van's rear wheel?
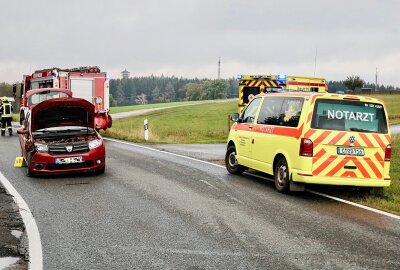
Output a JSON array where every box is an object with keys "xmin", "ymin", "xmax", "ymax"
[
  {"xmin": 274, "ymin": 157, "xmax": 290, "ymax": 193},
  {"xmin": 225, "ymin": 145, "xmax": 245, "ymax": 175}
]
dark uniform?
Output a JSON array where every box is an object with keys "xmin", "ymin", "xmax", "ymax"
[{"xmin": 0, "ymin": 97, "xmax": 13, "ymax": 136}]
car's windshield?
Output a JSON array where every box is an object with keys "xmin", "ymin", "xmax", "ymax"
[
  {"xmin": 311, "ymin": 99, "xmax": 388, "ymax": 134},
  {"xmin": 28, "ymin": 91, "xmax": 70, "ymax": 106}
]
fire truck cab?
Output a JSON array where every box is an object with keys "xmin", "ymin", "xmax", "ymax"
[
  {"xmin": 16, "ymin": 66, "xmax": 112, "ymax": 130},
  {"xmin": 238, "ymin": 74, "xmax": 328, "ymax": 113}
]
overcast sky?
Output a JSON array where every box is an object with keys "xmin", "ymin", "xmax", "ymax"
[{"xmin": 1, "ymin": 0, "xmax": 399, "ymax": 85}]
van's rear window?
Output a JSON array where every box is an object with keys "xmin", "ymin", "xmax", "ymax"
[{"xmin": 311, "ymin": 99, "xmax": 388, "ymax": 134}]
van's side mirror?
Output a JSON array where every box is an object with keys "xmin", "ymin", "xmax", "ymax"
[
  {"xmin": 230, "ymin": 113, "xmax": 240, "ymax": 122},
  {"xmin": 17, "ymin": 128, "xmax": 27, "ymax": 135}
]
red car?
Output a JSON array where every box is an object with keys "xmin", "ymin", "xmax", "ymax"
[{"xmin": 17, "ymin": 97, "xmax": 106, "ymax": 176}]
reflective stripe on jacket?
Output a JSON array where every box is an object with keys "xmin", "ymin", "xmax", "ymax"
[{"xmin": 1, "ymin": 103, "xmax": 12, "ymax": 117}]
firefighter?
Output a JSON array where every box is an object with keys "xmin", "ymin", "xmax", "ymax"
[{"xmin": 0, "ymin": 96, "xmax": 13, "ymax": 136}]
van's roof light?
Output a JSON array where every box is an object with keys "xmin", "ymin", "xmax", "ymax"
[{"xmin": 277, "ymin": 74, "xmax": 287, "ymax": 81}]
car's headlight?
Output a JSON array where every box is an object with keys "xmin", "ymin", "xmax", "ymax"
[
  {"xmin": 34, "ymin": 143, "xmax": 48, "ymax": 152},
  {"xmin": 88, "ymin": 139, "xmax": 102, "ymax": 150}
]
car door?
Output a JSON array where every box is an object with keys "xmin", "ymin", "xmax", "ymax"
[{"xmin": 234, "ymin": 97, "xmax": 262, "ymax": 159}]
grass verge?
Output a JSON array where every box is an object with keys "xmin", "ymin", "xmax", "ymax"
[
  {"xmin": 110, "ymin": 100, "xmax": 221, "ymax": 114},
  {"xmin": 348, "ymin": 135, "xmax": 400, "ymax": 214},
  {"xmin": 103, "ymin": 101, "xmax": 237, "ymax": 144}
]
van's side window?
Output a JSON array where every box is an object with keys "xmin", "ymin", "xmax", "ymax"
[
  {"xmin": 241, "ymin": 98, "xmax": 261, "ymax": 124},
  {"xmin": 280, "ymin": 97, "xmax": 304, "ymax": 127},
  {"xmin": 257, "ymin": 97, "xmax": 284, "ymax": 125}
]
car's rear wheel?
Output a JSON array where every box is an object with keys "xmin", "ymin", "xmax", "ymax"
[
  {"xmin": 225, "ymin": 145, "xmax": 245, "ymax": 175},
  {"xmin": 274, "ymin": 157, "xmax": 290, "ymax": 193}
]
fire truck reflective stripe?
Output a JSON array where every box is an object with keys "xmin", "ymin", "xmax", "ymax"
[
  {"xmin": 364, "ymin": 157, "xmax": 383, "ymax": 179},
  {"xmin": 270, "ymin": 81, "xmax": 277, "ymax": 87},
  {"xmin": 304, "ymin": 129, "xmax": 316, "ymax": 139},
  {"xmin": 312, "ymin": 155, "xmax": 337, "ymax": 175},
  {"xmin": 341, "ymin": 171, "xmax": 357, "ymax": 178},
  {"xmin": 329, "ymin": 131, "xmax": 346, "ymax": 145},
  {"xmin": 359, "ymin": 133, "xmax": 374, "ymax": 147},
  {"xmin": 385, "ymin": 134, "xmax": 391, "ymax": 143}
]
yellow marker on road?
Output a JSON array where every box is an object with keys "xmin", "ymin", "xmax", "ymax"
[{"xmin": 14, "ymin": 157, "xmax": 25, "ymax": 168}]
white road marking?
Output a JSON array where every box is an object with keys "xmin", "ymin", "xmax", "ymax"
[
  {"xmin": 306, "ymin": 189, "xmax": 400, "ymax": 220},
  {"xmin": 199, "ymin": 180, "xmax": 219, "ymax": 191},
  {"xmin": 0, "ymin": 172, "xmax": 43, "ymax": 270},
  {"xmin": 105, "ymin": 137, "xmax": 400, "ymax": 220}
]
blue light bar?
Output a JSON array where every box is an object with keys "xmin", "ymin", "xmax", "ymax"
[{"xmin": 277, "ymin": 74, "xmax": 287, "ymax": 81}]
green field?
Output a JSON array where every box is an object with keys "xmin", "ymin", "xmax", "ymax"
[
  {"xmin": 368, "ymin": 94, "xmax": 400, "ymax": 124},
  {"xmin": 103, "ymin": 101, "xmax": 237, "ymax": 144},
  {"xmin": 110, "ymin": 100, "xmax": 219, "ymax": 114}
]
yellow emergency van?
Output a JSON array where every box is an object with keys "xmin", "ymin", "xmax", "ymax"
[
  {"xmin": 226, "ymin": 92, "xmax": 391, "ymax": 193},
  {"xmin": 238, "ymin": 75, "xmax": 328, "ymax": 113}
]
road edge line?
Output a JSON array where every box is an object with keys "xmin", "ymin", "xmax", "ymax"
[
  {"xmin": 306, "ymin": 189, "xmax": 400, "ymax": 220},
  {"xmin": 104, "ymin": 138, "xmax": 400, "ymax": 220},
  {"xmin": 0, "ymin": 172, "xmax": 43, "ymax": 269}
]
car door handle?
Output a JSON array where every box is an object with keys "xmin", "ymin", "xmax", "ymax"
[{"xmin": 249, "ymin": 125, "xmax": 253, "ymax": 129}]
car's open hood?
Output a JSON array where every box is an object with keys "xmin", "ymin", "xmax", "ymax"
[{"xmin": 30, "ymin": 98, "xmax": 95, "ymax": 132}]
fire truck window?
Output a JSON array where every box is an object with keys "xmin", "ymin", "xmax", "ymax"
[
  {"xmin": 257, "ymin": 97, "xmax": 284, "ymax": 126},
  {"xmin": 241, "ymin": 98, "xmax": 261, "ymax": 124},
  {"xmin": 280, "ymin": 97, "xmax": 304, "ymax": 127},
  {"xmin": 243, "ymin": 87, "xmax": 260, "ymax": 104}
]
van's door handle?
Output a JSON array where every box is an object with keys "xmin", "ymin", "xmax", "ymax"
[{"xmin": 249, "ymin": 125, "xmax": 253, "ymax": 129}]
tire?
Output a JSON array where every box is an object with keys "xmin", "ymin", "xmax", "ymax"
[
  {"xmin": 225, "ymin": 145, "xmax": 245, "ymax": 175},
  {"xmin": 274, "ymin": 157, "xmax": 290, "ymax": 193}
]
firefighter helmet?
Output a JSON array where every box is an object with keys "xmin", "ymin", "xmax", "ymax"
[{"xmin": 2, "ymin": 96, "xmax": 8, "ymax": 102}]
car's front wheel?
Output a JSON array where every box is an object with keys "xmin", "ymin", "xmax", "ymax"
[{"xmin": 225, "ymin": 145, "xmax": 245, "ymax": 175}]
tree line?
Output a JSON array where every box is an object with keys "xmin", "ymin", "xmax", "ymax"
[
  {"xmin": 109, "ymin": 76, "xmax": 238, "ymax": 106},
  {"xmin": 0, "ymin": 75, "xmax": 399, "ymax": 107}
]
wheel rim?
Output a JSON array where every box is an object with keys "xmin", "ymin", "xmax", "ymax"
[
  {"xmin": 277, "ymin": 164, "xmax": 287, "ymax": 187},
  {"xmin": 228, "ymin": 151, "xmax": 238, "ymax": 168}
]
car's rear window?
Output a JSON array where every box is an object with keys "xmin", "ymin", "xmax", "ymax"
[{"xmin": 311, "ymin": 99, "xmax": 388, "ymax": 134}]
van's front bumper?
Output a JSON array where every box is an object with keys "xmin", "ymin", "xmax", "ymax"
[{"xmin": 292, "ymin": 169, "xmax": 391, "ymax": 187}]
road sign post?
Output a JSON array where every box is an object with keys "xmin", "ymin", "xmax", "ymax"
[{"xmin": 144, "ymin": 119, "xmax": 149, "ymax": 142}]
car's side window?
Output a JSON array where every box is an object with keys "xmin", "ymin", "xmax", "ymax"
[
  {"xmin": 241, "ymin": 98, "xmax": 261, "ymax": 124},
  {"xmin": 280, "ymin": 97, "xmax": 304, "ymax": 127},
  {"xmin": 257, "ymin": 97, "xmax": 284, "ymax": 125}
]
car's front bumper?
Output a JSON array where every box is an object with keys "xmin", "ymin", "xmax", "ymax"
[{"xmin": 29, "ymin": 146, "xmax": 105, "ymax": 175}]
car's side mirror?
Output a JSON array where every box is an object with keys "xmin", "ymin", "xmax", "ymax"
[
  {"xmin": 230, "ymin": 113, "xmax": 240, "ymax": 122},
  {"xmin": 17, "ymin": 128, "xmax": 27, "ymax": 135}
]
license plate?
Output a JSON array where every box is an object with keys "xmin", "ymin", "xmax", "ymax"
[
  {"xmin": 337, "ymin": 147, "xmax": 365, "ymax": 156},
  {"xmin": 55, "ymin": 156, "xmax": 83, "ymax": 164}
]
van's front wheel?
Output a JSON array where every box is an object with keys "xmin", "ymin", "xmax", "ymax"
[
  {"xmin": 274, "ymin": 157, "xmax": 290, "ymax": 193},
  {"xmin": 225, "ymin": 145, "xmax": 245, "ymax": 175}
]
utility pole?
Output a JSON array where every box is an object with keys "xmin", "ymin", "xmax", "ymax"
[
  {"xmin": 313, "ymin": 47, "xmax": 318, "ymax": 76},
  {"xmin": 218, "ymin": 57, "xmax": 221, "ymax": 79},
  {"xmin": 375, "ymin": 67, "xmax": 378, "ymax": 92}
]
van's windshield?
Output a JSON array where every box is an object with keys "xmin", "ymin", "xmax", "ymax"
[{"xmin": 311, "ymin": 99, "xmax": 388, "ymax": 134}]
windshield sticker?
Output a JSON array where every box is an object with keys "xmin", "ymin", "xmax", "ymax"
[{"xmin": 327, "ymin": 110, "xmax": 374, "ymax": 122}]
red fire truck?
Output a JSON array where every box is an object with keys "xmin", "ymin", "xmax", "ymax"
[{"xmin": 16, "ymin": 66, "xmax": 112, "ymax": 130}]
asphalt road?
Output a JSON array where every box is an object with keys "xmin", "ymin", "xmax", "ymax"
[{"xmin": 0, "ymin": 136, "xmax": 399, "ymax": 269}]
